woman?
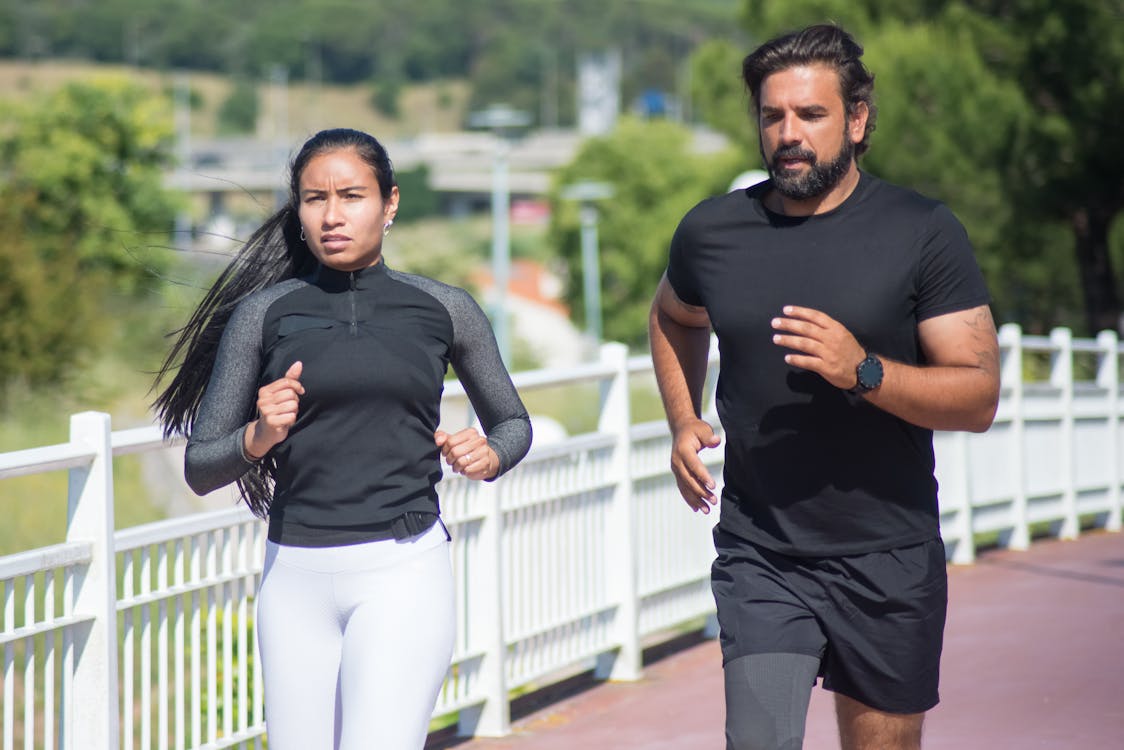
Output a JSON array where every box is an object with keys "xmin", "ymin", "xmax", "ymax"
[{"xmin": 154, "ymin": 128, "xmax": 532, "ymax": 749}]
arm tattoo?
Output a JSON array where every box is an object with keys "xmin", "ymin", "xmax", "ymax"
[{"xmin": 964, "ymin": 308, "xmax": 999, "ymax": 375}]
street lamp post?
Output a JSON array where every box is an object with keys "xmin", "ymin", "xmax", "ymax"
[
  {"xmin": 561, "ymin": 181, "xmax": 614, "ymax": 345},
  {"xmin": 468, "ymin": 104, "xmax": 532, "ymax": 367},
  {"xmin": 488, "ymin": 138, "xmax": 512, "ymax": 363}
]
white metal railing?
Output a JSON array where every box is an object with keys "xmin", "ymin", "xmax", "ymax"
[
  {"xmin": 1, "ymin": 325, "xmax": 1121, "ymax": 749},
  {"xmin": 934, "ymin": 325, "xmax": 1123, "ymax": 563}
]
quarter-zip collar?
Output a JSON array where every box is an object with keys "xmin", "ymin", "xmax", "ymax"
[{"xmin": 308, "ymin": 259, "xmax": 388, "ymax": 293}]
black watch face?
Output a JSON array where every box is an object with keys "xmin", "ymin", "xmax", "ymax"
[{"xmin": 858, "ymin": 355, "xmax": 883, "ymax": 390}]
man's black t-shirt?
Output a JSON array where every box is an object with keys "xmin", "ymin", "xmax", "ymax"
[{"xmin": 666, "ymin": 172, "xmax": 990, "ymax": 556}]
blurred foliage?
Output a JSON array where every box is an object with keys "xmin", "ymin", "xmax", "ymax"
[
  {"xmin": 217, "ymin": 77, "xmax": 259, "ymax": 134},
  {"xmin": 386, "ymin": 215, "xmax": 489, "ymax": 292},
  {"xmin": 393, "ymin": 164, "xmax": 441, "ymax": 223},
  {"xmin": 0, "ymin": 77, "xmax": 178, "ymax": 391},
  {"xmin": 689, "ymin": 39, "xmax": 756, "ymax": 152},
  {"xmin": 549, "ymin": 117, "xmax": 744, "ymax": 347},
  {"xmin": 0, "ymin": 0, "xmax": 744, "ymax": 129},
  {"xmin": 955, "ymin": 0, "xmax": 1124, "ymax": 334},
  {"xmin": 370, "ymin": 77, "xmax": 402, "ymax": 118}
]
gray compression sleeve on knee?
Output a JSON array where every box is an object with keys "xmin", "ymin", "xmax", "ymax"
[{"xmin": 724, "ymin": 653, "xmax": 820, "ymax": 750}]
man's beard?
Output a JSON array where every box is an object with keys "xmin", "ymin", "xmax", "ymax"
[{"xmin": 763, "ymin": 132, "xmax": 855, "ymax": 201}]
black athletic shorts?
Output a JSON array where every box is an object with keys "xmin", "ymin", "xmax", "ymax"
[{"xmin": 710, "ymin": 527, "xmax": 948, "ymax": 714}]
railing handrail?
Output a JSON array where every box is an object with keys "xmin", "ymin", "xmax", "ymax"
[
  {"xmin": 111, "ymin": 424, "xmax": 183, "ymax": 455},
  {"xmin": 0, "ymin": 540, "xmax": 91, "ymax": 579},
  {"xmin": 113, "ymin": 505, "xmax": 255, "ymax": 552},
  {"xmin": 0, "ymin": 441, "xmax": 97, "ymax": 479}
]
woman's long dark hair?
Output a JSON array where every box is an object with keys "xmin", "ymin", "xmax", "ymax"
[{"xmin": 153, "ymin": 128, "xmax": 396, "ymax": 517}]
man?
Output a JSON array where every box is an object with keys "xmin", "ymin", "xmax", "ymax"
[{"xmin": 649, "ymin": 24, "xmax": 1000, "ymax": 750}]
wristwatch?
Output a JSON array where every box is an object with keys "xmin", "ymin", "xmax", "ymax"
[{"xmin": 849, "ymin": 352, "xmax": 884, "ymax": 394}]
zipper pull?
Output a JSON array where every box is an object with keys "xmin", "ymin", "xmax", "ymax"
[{"xmin": 349, "ymin": 271, "xmax": 358, "ymax": 334}]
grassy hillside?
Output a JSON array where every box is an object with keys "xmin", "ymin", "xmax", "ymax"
[
  {"xmin": 0, "ymin": 281, "xmax": 196, "ymax": 556},
  {"xmin": 0, "ymin": 392, "xmax": 163, "ymax": 557},
  {"xmin": 0, "ymin": 59, "xmax": 471, "ymax": 139}
]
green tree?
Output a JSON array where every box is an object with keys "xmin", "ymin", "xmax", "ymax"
[
  {"xmin": 953, "ymin": 0, "xmax": 1124, "ymax": 334},
  {"xmin": 689, "ymin": 39, "xmax": 756, "ymax": 150},
  {"xmin": 0, "ymin": 196, "xmax": 94, "ymax": 388},
  {"xmin": 0, "ymin": 77, "xmax": 178, "ymax": 389},
  {"xmin": 217, "ymin": 77, "xmax": 260, "ymax": 134},
  {"xmin": 370, "ymin": 77, "xmax": 403, "ymax": 118},
  {"xmin": 550, "ymin": 117, "xmax": 743, "ymax": 346},
  {"xmin": 392, "ymin": 165, "xmax": 439, "ymax": 223}
]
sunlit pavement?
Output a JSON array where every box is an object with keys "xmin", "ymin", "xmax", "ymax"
[{"xmin": 433, "ymin": 531, "xmax": 1124, "ymax": 749}]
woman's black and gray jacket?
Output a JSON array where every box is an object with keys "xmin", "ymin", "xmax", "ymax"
[{"xmin": 184, "ymin": 261, "xmax": 532, "ymax": 547}]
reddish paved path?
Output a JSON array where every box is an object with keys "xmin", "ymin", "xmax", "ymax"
[{"xmin": 432, "ymin": 531, "xmax": 1124, "ymax": 749}]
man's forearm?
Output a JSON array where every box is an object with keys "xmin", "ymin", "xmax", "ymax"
[
  {"xmin": 865, "ymin": 360, "xmax": 999, "ymax": 433},
  {"xmin": 649, "ymin": 304, "xmax": 711, "ymax": 431}
]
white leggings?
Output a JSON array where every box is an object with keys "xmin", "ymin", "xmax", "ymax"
[{"xmin": 256, "ymin": 523, "xmax": 455, "ymax": 750}]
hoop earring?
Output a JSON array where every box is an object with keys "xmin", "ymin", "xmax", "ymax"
[
  {"xmin": 383, "ymin": 219, "xmax": 394, "ymax": 237},
  {"xmin": 300, "ymin": 226, "xmax": 306, "ymax": 242}
]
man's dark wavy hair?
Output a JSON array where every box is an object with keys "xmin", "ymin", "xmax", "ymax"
[{"xmin": 741, "ymin": 24, "xmax": 877, "ymax": 156}]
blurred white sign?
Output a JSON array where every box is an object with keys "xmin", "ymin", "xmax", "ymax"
[{"xmin": 578, "ymin": 50, "xmax": 622, "ymax": 136}]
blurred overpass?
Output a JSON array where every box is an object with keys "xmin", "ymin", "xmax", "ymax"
[{"xmin": 165, "ymin": 127, "xmax": 731, "ymax": 213}]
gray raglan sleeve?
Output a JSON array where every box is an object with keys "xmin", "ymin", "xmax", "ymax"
[
  {"xmin": 183, "ymin": 292, "xmax": 276, "ymax": 495},
  {"xmin": 445, "ymin": 288, "xmax": 532, "ymax": 477}
]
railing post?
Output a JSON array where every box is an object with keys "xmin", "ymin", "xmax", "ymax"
[
  {"xmin": 458, "ymin": 478, "xmax": 510, "ymax": 737},
  {"xmin": 1096, "ymin": 330, "xmax": 1122, "ymax": 532},
  {"xmin": 1049, "ymin": 328, "xmax": 1079, "ymax": 540},
  {"xmin": 65, "ymin": 411, "xmax": 120, "ymax": 750},
  {"xmin": 1000, "ymin": 323, "xmax": 1030, "ymax": 550},
  {"xmin": 595, "ymin": 342, "xmax": 641, "ymax": 682},
  {"xmin": 947, "ymin": 431, "xmax": 977, "ymax": 565},
  {"xmin": 702, "ymin": 333, "xmax": 722, "ymax": 638},
  {"xmin": 702, "ymin": 333, "xmax": 721, "ymax": 419}
]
